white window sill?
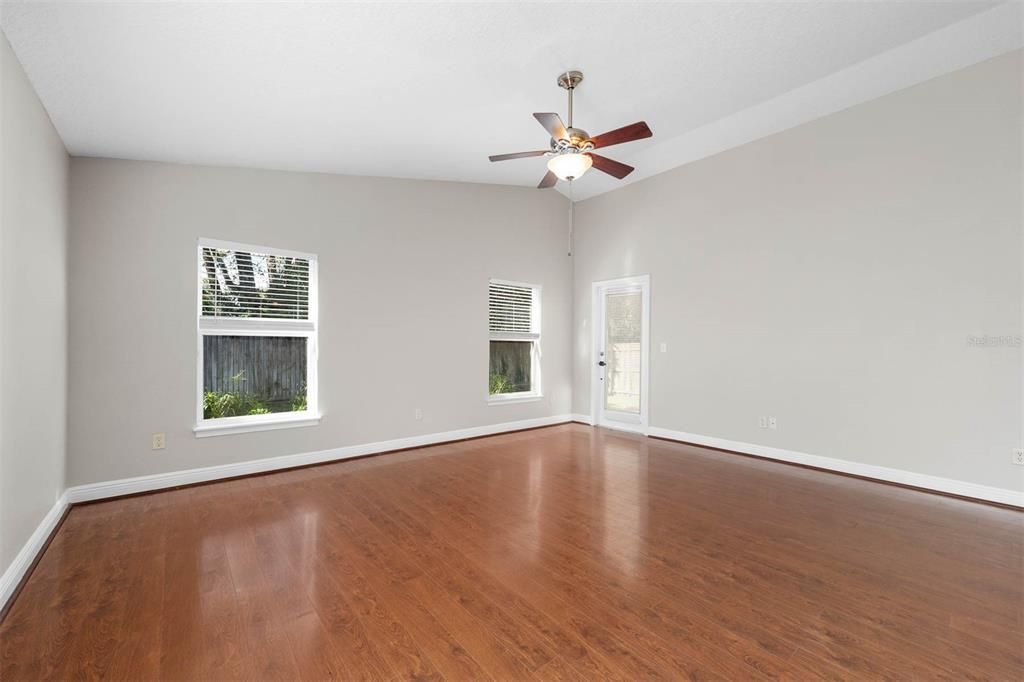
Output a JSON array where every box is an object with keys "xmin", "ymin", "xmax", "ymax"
[
  {"xmin": 194, "ymin": 412, "xmax": 321, "ymax": 438},
  {"xmin": 487, "ymin": 393, "xmax": 543, "ymax": 405}
]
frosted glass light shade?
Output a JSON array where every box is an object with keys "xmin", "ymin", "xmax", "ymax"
[{"xmin": 547, "ymin": 152, "xmax": 592, "ymax": 180}]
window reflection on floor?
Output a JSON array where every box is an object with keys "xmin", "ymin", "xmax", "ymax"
[{"xmin": 602, "ymin": 436, "xmax": 647, "ymax": 579}]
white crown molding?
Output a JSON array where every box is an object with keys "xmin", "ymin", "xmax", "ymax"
[
  {"xmin": 566, "ymin": 2, "xmax": 1024, "ymax": 201},
  {"xmin": 648, "ymin": 426, "xmax": 1024, "ymax": 508},
  {"xmin": 0, "ymin": 493, "xmax": 68, "ymax": 615},
  {"xmin": 64, "ymin": 414, "xmax": 573, "ymax": 504}
]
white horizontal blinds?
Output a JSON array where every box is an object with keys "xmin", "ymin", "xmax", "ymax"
[
  {"xmin": 489, "ymin": 281, "xmax": 537, "ymax": 337},
  {"xmin": 201, "ymin": 246, "xmax": 310, "ymax": 320}
]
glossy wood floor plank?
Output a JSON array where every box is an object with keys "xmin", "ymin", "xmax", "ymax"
[
  {"xmin": 1, "ymin": 424, "xmax": 1021, "ymax": 680},
  {"xmin": 340, "ymin": 458, "xmax": 746, "ymax": 680}
]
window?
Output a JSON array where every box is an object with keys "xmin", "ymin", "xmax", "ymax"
[
  {"xmin": 195, "ymin": 239, "xmax": 318, "ymax": 436},
  {"xmin": 488, "ymin": 279, "xmax": 541, "ymax": 402}
]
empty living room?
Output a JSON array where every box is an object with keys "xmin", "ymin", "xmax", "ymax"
[{"xmin": 1, "ymin": 1, "xmax": 1021, "ymax": 680}]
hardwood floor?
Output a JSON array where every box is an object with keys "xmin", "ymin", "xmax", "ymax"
[{"xmin": 2, "ymin": 423, "xmax": 1021, "ymax": 680}]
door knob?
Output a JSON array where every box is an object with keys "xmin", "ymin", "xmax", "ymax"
[{"xmin": 598, "ymin": 361, "xmax": 607, "ymax": 366}]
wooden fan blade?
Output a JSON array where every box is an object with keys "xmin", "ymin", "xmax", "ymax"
[
  {"xmin": 588, "ymin": 121, "xmax": 652, "ymax": 149},
  {"xmin": 533, "ymin": 112, "xmax": 569, "ymax": 141},
  {"xmin": 587, "ymin": 153, "xmax": 634, "ymax": 179},
  {"xmin": 537, "ymin": 170, "xmax": 558, "ymax": 189},
  {"xmin": 489, "ymin": 150, "xmax": 548, "ymax": 162}
]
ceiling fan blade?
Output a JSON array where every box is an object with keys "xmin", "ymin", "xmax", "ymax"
[
  {"xmin": 537, "ymin": 170, "xmax": 558, "ymax": 189},
  {"xmin": 587, "ymin": 153, "xmax": 634, "ymax": 179},
  {"xmin": 533, "ymin": 112, "xmax": 569, "ymax": 141},
  {"xmin": 588, "ymin": 121, "xmax": 652, "ymax": 149},
  {"xmin": 489, "ymin": 150, "xmax": 548, "ymax": 162}
]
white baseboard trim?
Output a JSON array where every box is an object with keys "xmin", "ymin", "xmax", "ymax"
[
  {"xmin": 570, "ymin": 414, "xmax": 647, "ymax": 435},
  {"xmin": 65, "ymin": 414, "xmax": 573, "ymax": 504},
  {"xmin": 1, "ymin": 493, "xmax": 68, "ymax": 614},
  {"xmin": 648, "ymin": 426, "xmax": 1024, "ymax": 508},
  {"xmin": 601, "ymin": 422, "xmax": 648, "ymax": 436},
  {"xmin": 9, "ymin": 415, "xmax": 1012, "ymax": 617}
]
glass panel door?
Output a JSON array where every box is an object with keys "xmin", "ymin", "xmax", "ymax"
[
  {"xmin": 604, "ymin": 290, "xmax": 642, "ymax": 415},
  {"xmin": 593, "ymin": 275, "xmax": 649, "ymax": 434}
]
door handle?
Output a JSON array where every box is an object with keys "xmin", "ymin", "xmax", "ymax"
[{"xmin": 598, "ymin": 361, "xmax": 607, "ymax": 367}]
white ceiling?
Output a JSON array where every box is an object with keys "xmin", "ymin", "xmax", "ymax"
[{"xmin": 1, "ymin": 1, "xmax": 1018, "ymax": 200}]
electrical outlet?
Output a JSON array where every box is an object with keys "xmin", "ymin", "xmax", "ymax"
[
  {"xmin": 1013, "ymin": 448, "xmax": 1024, "ymax": 466},
  {"xmin": 660, "ymin": 342, "xmax": 668, "ymax": 353},
  {"xmin": 768, "ymin": 417, "xmax": 777, "ymax": 430},
  {"xmin": 151, "ymin": 432, "xmax": 166, "ymax": 450},
  {"xmin": 414, "ymin": 408, "xmax": 423, "ymax": 421},
  {"xmin": 758, "ymin": 416, "xmax": 768, "ymax": 429}
]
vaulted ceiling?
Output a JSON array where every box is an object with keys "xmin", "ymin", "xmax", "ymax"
[{"xmin": 2, "ymin": 1, "xmax": 1018, "ymax": 199}]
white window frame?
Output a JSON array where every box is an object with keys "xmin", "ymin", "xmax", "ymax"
[
  {"xmin": 194, "ymin": 238, "xmax": 320, "ymax": 437},
  {"xmin": 487, "ymin": 278, "xmax": 542, "ymax": 404}
]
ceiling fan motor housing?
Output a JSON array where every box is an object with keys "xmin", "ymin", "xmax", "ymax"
[{"xmin": 551, "ymin": 127, "xmax": 593, "ymax": 153}]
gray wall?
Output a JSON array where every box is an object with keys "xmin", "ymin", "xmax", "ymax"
[
  {"xmin": 67, "ymin": 159, "xmax": 572, "ymax": 486},
  {"xmin": 0, "ymin": 33, "xmax": 68, "ymax": 573},
  {"xmin": 9, "ymin": 37, "xmax": 1021, "ymax": 535},
  {"xmin": 573, "ymin": 51, "xmax": 1023, "ymax": 493}
]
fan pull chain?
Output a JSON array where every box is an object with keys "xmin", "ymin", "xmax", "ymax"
[{"xmin": 568, "ymin": 179, "xmax": 574, "ymax": 257}]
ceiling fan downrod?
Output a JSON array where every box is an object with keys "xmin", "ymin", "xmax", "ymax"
[{"xmin": 557, "ymin": 70, "xmax": 583, "ymax": 129}]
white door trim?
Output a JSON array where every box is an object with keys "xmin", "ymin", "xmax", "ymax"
[{"xmin": 591, "ymin": 275, "xmax": 651, "ymax": 435}]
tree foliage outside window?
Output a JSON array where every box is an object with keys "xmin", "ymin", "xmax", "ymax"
[
  {"xmin": 488, "ymin": 280, "xmax": 540, "ymax": 398},
  {"xmin": 201, "ymin": 247, "xmax": 309, "ymax": 319},
  {"xmin": 489, "ymin": 341, "xmax": 533, "ymax": 394},
  {"xmin": 197, "ymin": 241, "xmax": 317, "ymax": 426}
]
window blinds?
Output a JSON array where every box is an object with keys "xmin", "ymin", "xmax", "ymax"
[
  {"xmin": 489, "ymin": 282, "xmax": 537, "ymax": 336},
  {"xmin": 200, "ymin": 246, "xmax": 311, "ymax": 320}
]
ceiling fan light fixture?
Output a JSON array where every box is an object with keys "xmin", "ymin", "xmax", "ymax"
[
  {"xmin": 488, "ymin": 70, "xmax": 650, "ymax": 188},
  {"xmin": 547, "ymin": 152, "xmax": 592, "ymax": 181}
]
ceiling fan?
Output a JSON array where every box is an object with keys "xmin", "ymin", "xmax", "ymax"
[{"xmin": 489, "ymin": 70, "xmax": 652, "ymax": 189}]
